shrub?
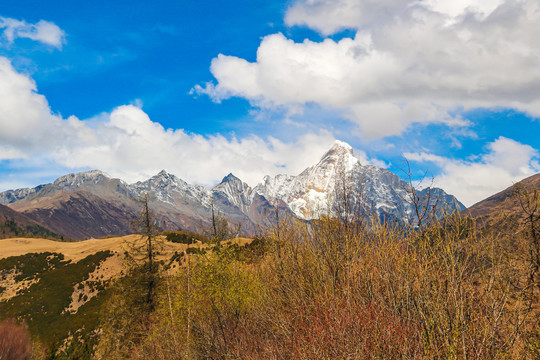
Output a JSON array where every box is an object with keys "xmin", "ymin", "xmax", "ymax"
[
  {"xmin": 0, "ymin": 319, "xmax": 32, "ymax": 360},
  {"xmin": 98, "ymin": 210, "xmax": 540, "ymax": 359},
  {"xmin": 162, "ymin": 230, "xmax": 209, "ymax": 244},
  {"xmin": 186, "ymin": 247, "xmax": 206, "ymax": 255}
]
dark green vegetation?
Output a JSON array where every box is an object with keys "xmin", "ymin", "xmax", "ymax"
[
  {"xmin": 0, "ymin": 252, "xmax": 68, "ymax": 282},
  {"xmin": 162, "ymin": 230, "xmax": 209, "ymax": 244},
  {"xmin": 0, "ymin": 251, "xmax": 113, "ymax": 357},
  {"xmin": 1, "ymin": 218, "xmax": 59, "ymax": 240}
]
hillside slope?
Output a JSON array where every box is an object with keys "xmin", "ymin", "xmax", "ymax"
[
  {"xmin": 465, "ymin": 173, "xmax": 540, "ymax": 229},
  {"xmin": 10, "ymin": 191, "xmax": 138, "ymax": 240},
  {"xmin": 0, "ymin": 204, "xmax": 57, "ymax": 239}
]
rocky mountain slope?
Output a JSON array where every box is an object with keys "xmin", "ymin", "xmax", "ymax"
[
  {"xmin": 0, "ymin": 141, "xmax": 465, "ymax": 239},
  {"xmin": 9, "ymin": 191, "xmax": 137, "ymax": 240}
]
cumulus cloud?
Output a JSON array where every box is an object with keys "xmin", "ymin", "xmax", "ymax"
[
  {"xmin": 405, "ymin": 137, "xmax": 540, "ymax": 206},
  {"xmin": 0, "ymin": 16, "xmax": 66, "ymax": 49},
  {"xmin": 57, "ymin": 105, "xmax": 341, "ymax": 186},
  {"xmin": 0, "ymin": 57, "xmax": 90, "ymax": 150},
  {"xmin": 285, "ymin": 0, "xmax": 412, "ymax": 35},
  {"xmin": 195, "ymin": 0, "xmax": 540, "ymax": 139},
  {"xmin": 0, "ymin": 56, "xmax": 339, "ymax": 188}
]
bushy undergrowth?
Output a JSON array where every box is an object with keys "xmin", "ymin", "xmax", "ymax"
[
  {"xmin": 162, "ymin": 231, "xmax": 209, "ymax": 245},
  {"xmin": 95, "ymin": 207, "xmax": 540, "ymax": 360},
  {"xmin": 0, "ymin": 252, "xmax": 68, "ymax": 281}
]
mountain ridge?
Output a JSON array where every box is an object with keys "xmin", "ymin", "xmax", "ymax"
[{"xmin": 0, "ymin": 140, "xmax": 466, "ymax": 239}]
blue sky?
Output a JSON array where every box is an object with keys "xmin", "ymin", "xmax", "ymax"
[{"xmin": 0, "ymin": 0, "xmax": 539, "ymax": 206}]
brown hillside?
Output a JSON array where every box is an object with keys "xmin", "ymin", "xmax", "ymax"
[
  {"xmin": 9, "ymin": 190, "xmax": 138, "ymax": 240},
  {"xmin": 464, "ymin": 173, "xmax": 540, "ymax": 230},
  {"xmin": 0, "ymin": 204, "xmax": 57, "ymax": 239}
]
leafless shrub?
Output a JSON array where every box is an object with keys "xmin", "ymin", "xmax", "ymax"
[{"xmin": 0, "ymin": 319, "xmax": 32, "ymax": 360}]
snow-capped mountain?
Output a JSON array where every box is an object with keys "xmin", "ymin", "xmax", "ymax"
[
  {"xmin": 252, "ymin": 140, "xmax": 465, "ymax": 223},
  {"xmin": 131, "ymin": 170, "xmax": 212, "ymax": 209},
  {"xmin": 53, "ymin": 170, "xmax": 113, "ymax": 188},
  {"xmin": 0, "ymin": 140, "xmax": 465, "ymax": 238},
  {"xmin": 254, "ymin": 140, "xmax": 362, "ymax": 218},
  {"xmin": 212, "ymin": 173, "xmax": 253, "ymax": 215}
]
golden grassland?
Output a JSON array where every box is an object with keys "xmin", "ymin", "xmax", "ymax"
[
  {"xmin": 0, "ymin": 235, "xmax": 252, "ymax": 261},
  {"xmin": 0, "ymin": 235, "xmax": 178, "ymax": 262},
  {"xmin": 0, "ymin": 235, "xmax": 252, "ymax": 303}
]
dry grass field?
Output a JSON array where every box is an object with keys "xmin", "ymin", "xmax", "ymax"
[{"xmin": 0, "ymin": 235, "xmax": 252, "ymax": 262}]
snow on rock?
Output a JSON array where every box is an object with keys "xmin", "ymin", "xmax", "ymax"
[
  {"xmin": 131, "ymin": 170, "xmax": 212, "ymax": 208},
  {"xmin": 253, "ymin": 140, "xmax": 464, "ymax": 222},
  {"xmin": 53, "ymin": 170, "xmax": 113, "ymax": 188},
  {"xmin": 212, "ymin": 173, "xmax": 253, "ymax": 215}
]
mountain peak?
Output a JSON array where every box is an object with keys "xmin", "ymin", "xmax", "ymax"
[
  {"xmin": 53, "ymin": 170, "xmax": 112, "ymax": 187},
  {"xmin": 221, "ymin": 173, "xmax": 241, "ymax": 184},
  {"xmin": 147, "ymin": 170, "xmax": 184, "ymax": 186},
  {"xmin": 317, "ymin": 140, "xmax": 359, "ymax": 170},
  {"xmin": 333, "ymin": 140, "xmax": 353, "ymax": 150},
  {"xmin": 321, "ymin": 140, "xmax": 354, "ymax": 159},
  {"xmin": 81, "ymin": 169, "xmax": 111, "ymax": 178},
  {"xmin": 155, "ymin": 169, "xmax": 173, "ymax": 178}
]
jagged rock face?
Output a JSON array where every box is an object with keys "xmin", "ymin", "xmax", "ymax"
[
  {"xmin": 130, "ymin": 171, "xmax": 221, "ymax": 232},
  {"xmin": 212, "ymin": 173, "xmax": 253, "ymax": 215},
  {"xmin": 53, "ymin": 170, "xmax": 112, "ymax": 188},
  {"xmin": 0, "ymin": 185, "xmax": 45, "ymax": 205},
  {"xmin": 213, "ymin": 141, "xmax": 464, "ymax": 224},
  {"xmin": 0, "ymin": 140, "xmax": 466, "ymax": 239},
  {"xmin": 254, "ymin": 141, "xmax": 362, "ymax": 218}
]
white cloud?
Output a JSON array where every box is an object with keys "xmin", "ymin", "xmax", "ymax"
[
  {"xmin": 0, "ymin": 57, "xmax": 91, "ymax": 151},
  {"xmin": 405, "ymin": 137, "xmax": 540, "ymax": 206},
  {"xmin": 0, "ymin": 16, "xmax": 65, "ymax": 49},
  {"xmin": 57, "ymin": 105, "xmax": 338, "ymax": 186},
  {"xmin": 285, "ymin": 0, "xmax": 412, "ymax": 35},
  {"xmin": 0, "ymin": 57, "xmax": 63, "ymax": 147},
  {"xmin": 196, "ymin": 0, "xmax": 540, "ymax": 139},
  {"xmin": 354, "ymin": 148, "xmax": 388, "ymax": 168},
  {"xmin": 0, "ymin": 56, "xmax": 337, "ymax": 188},
  {"xmin": 0, "ymin": 146, "xmax": 25, "ymax": 161},
  {"xmin": 423, "ymin": 0, "xmax": 506, "ymax": 19}
]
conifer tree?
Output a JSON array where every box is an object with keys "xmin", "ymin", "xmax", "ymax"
[{"xmin": 95, "ymin": 193, "xmax": 163, "ymax": 359}]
